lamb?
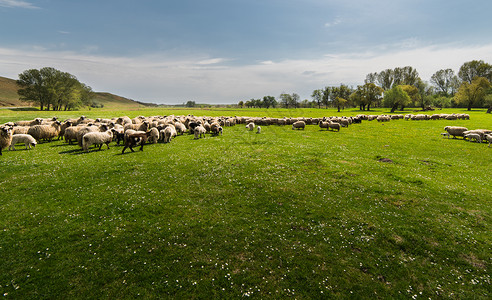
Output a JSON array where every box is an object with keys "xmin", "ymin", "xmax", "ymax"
[
  {"xmin": 462, "ymin": 129, "xmax": 492, "ymax": 141},
  {"xmin": 8, "ymin": 134, "xmax": 37, "ymax": 150},
  {"xmin": 27, "ymin": 121, "xmax": 62, "ymax": 142},
  {"xmin": 122, "ymin": 131, "xmax": 152, "ymax": 153},
  {"xmin": 485, "ymin": 134, "xmax": 492, "ymax": 147},
  {"xmin": 441, "ymin": 132, "xmax": 450, "ymax": 138},
  {"xmin": 174, "ymin": 122, "xmax": 187, "ymax": 135},
  {"xmin": 0, "ymin": 126, "xmax": 13, "ymax": 155},
  {"xmin": 246, "ymin": 122, "xmax": 255, "ymax": 131},
  {"xmin": 463, "ymin": 133, "xmax": 481, "ymax": 143},
  {"xmin": 82, "ymin": 130, "xmax": 113, "ymax": 152},
  {"xmin": 444, "ymin": 126, "xmax": 468, "ymax": 139},
  {"xmin": 148, "ymin": 127, "xmax": 160, "ymax": 144},
  {"xmin": 256, "ymin": 126, "xmax": 261, "ymax": 134},
  {"xmin": 162, "ymin": 125, "xmax": 177, "ymax": 143},
  {"xmin": 292, "ymin": 121, "xmax": 306, "ymax": 130},
  {"xmin": 194, "ymin": 125, "xmax": 206, "ymax": 139}
]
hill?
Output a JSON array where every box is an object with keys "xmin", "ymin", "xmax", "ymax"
[{"xmin": 0, "ymin": 75, "xmax": 154, "ymax": 109}]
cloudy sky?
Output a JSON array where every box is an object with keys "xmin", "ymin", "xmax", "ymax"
[{"xmin": 1, "ymin": 0, "xmax": 491, "ymax": 104}]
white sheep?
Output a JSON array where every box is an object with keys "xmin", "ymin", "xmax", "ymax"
[
  {"xmin": 0, "ymin": 126, "xmax": 13, "ymax": 155},
  {"xmin": 444, "ymin": 126, "xmax": 468, "ymax": 139},
  {"xmin": 148, "ymin": 127, "xmax": 160, "ymax": 144},
  {"xmin": 162, "ymin": 126, "xmax": 177, "ymax": 143},
  {"xmin": 246, "ymin": 122, "xmax": 255, "ymax": 131},
  {"xmin": 485, "ymin": 134, "xmax": 492, "ymax": 147},
  {"xmin": 174, "ymin": 122, "xmax": 187, "ymax": 135},
  {"xmin": 27, "ymin": 121, "xmax": 62, "ymax": 142},
  {"xmin": 256, "ymin": 126, "xmax": 261, "ymax": 134},
  {"xmin": 194, "ymin": 125, "xmax": 206, "ymax": 139},
  {"xmin": 82, "ymin": 130, "xmax": 113, "ymax": 152},
  {"xmin": 12, "ymin": 126, "xmax": 30, "ymax": 135},
  {"xmin": 9, "ymin": 134, "xmax": 37, "ymax": 150},
  {"xmin": 292, "ymin": 121, "xmax": 306, "ymax": 130},
  {"xmin": 464, "ymin": 133, "xmax": 481, "ymax": 143}
]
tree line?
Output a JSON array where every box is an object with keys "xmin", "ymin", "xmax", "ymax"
[
  {"xmin": 17, "ymin": 67, "xmax": 95, "ymax": 111},
  {"xmin": 238, "ymin": 60, "xmax": 492, "ymax": 112}
]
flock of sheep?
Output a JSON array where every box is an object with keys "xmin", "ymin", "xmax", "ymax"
[{"xmin": 0, "ymin": 112, "xmax": 490, "ymax": 155}]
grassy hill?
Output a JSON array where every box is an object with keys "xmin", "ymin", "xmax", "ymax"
[{"xmin": 0, "ymin": 75, "xmax": 154, "ymax": 109}]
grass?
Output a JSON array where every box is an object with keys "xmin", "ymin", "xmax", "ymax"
[{"xmin": 0, "ymin": 108, "xmax": 491, "ymax": 298}]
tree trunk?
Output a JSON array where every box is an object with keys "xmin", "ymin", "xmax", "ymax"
[
  {"xmin": 391, "ymin": 105, "xmax": 398, "ymax": 113},
  {"xmin": 487, "ymin": 106, "xmax": 492, "ymax": 114}
]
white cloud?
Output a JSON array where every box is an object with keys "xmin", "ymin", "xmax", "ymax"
[
  {"xmin": 324, "ymin": 17, "xmax": 342, "ymax": 28},
  {"xmin": 1, "ymin": 42, "xmax": 492, "ymax": 104},
  {"xmin": 0, "ymin": 0, "xmax": 38, "ymax": 9}
]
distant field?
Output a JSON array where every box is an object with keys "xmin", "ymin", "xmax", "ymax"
[{"xmin": 0, "ymin": 108, "xmax": 490, "ymax": 298}]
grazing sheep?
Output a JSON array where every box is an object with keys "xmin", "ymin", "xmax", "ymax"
[
  {"xmin": 485, "ymin": 134, "xmax": 492, "ymax": 147},
  {"xmin": 122, "ymin": 131, "xmax": 152, "ymax": 153},
  {"xmin": 82, "ymin": 130, "xmax": 113, "ymax": 152},
  {"xmin": 124, "ymin": 121, "xmax": 150, "ymax": 132},
  {"xmin": 246, "ymin": 122, "xmax": 255, "ymax": 131},
  {"xmin": 327, "ymin": 121, "xmax": 340, "ymax": 132},
  {"xmin": 174, "ymin": 122, "xmax": 187, "ymax": 135},
  {"xmin": 64, "ymin": 125, "xmax": 85, "ymax": 145},
  {"xmin": 256, "ymin": 126, "xmax": 261, "ymax": 134},
  {"xmin": 441, "ymin": 132, "xmax": 450, "ymax": 138},
  {"xmin": 12, "ymin": 126, "xmax": 30, "ymax": 135},
  {"xmin": 148, "ymin": 127, "xmax": 160, "ymax": 144},
  {"xmin": 462, "ymin": 129, "xmax": 492, "ymax": 141},
  {"xmin": 162, "ymin": 125, "xmax": 177, "ymax": 143},
  {"xmin": 76, "ymin": 124, "xmax": 109, "ymax": 147},
  {"xmin": 0, "ymin": 126, "xmax": 13, "ymax": 155},
  {"xmin": 116, "ymin": 116, "xmax": 132, "ymax": 126},
  {"xmin": 9, "ymin": 134, "xmax": 37, "ymax": 150},
  {"xmin": 463, "ymin": 133, "xmax": 481, "ymax": 143},
  {"xmin": 64, "ymin": 116, "xmax": 86, "ymax": 126},
  {"xmin": 210, "ymin": 123, "xmax": 223, "ymax": 136},
  {"xmin": 27, "ymin": 121, "xmax": 62, "ymax": 142},
  {"xmin": 319, "ymin": 121, "xmax": 330, "ymax": 130},
  {"xmin": 444, "ymin": 126, "xmax": 468, "ymax": 139},
  {"xmin": 292, "ymin": 121, "xmax": 306, "ymax": 130},
  {"xmin": 377, "ymin": 115, "xmax": 391, "ymax": 122},
  {"xmin": 14, "ymin": 118, "xmax": 44, "ymax": 127},
  {"xmin": 194, "ymin": 125, "xmax": 206, "ymax": 139}
]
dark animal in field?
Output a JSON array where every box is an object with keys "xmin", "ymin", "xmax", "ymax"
[{"xmin": 122, "ymin": 131, "xmax": 152, "ymax": 154}]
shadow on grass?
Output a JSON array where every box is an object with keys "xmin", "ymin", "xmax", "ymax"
[{"xmin": 8, "ymin": 107, "xmax": 40, "ymax": 111}]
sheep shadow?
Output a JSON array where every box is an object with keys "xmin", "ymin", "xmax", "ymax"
[{"xmin": 58, "ymin": 148, "xmax": 86, "ymax": 155}]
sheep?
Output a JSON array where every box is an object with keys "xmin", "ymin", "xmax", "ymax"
[
  {"xmin": 27, "ymin": 121, "xmax": 61, "ymax": 142},
  {"xmin": 82, "ymin": 130, "xmax": 113, "ymax": 152},
  {"xmin": 58, "ymin": 120, "xmax": 72, "ymax": 140},
  {"xmin": 441, "ymin": 132, "xmax": 450, "ymax": 138},
  {"xmin": 14, "ymin": 118, "xmax": 44, "ymax": 127},
  {"xmin": 256, "ymin": 126, "xmax": 261, "ymax": 134},
  {"xmin": 64, "ymin": 116, "xmax": 86, "ymax": 125},
  {"xmin": 122, "ymin": 131, "xmax": 152, "ymax": 153},
  {"xmin": 462, "ymin": 129, "xmax": 492, "ymax": 141},
  {"xmin": 485, "ymin": 134, "xmax": 492, "ymax": 147},
  {"xmin": 148, "ymin": 127, "xmax": 160, "ymax": 144},
  {"xmin": 210, "ymin": 122, "xmax": 223, "ymax": 136},
  {"xmin": 292, "ymin": 121, "xmax": 306, "ymax": 130},
  {"xmin": 0, "ymin": 126, "xmax": 13, "ymax": 155},
  {"xmin": 174, "ymin": 122, "xmax": 187, "ymax": 135},
  {"xmin": 246, "ymin": 122, "xmax": 255, "ymax": 131},
  {"xmin": 76, "ymin": 124, "xmax": 109, "ymax": 147},
  {"xmin": 319, "ymin": 121, "xmax": 330, "ymax": 130},
  {"xmin": 194, "ymin": 125, "xmax": 206, "ymax": 139},
  {"xmin": 8, "ymin": 134, "xmax": 37, "ymax": 150},
  {"xmin": 327, "ymin": 121, "xmax": 340, "ymax": 132},
  {"xmin": 444, "ymin": 126, "xmax": 468, "ymax": 139},
  {"xmin": 463, "ymin": 133, "xmax": 481, "ymax": 143},
  {"xmin": 116, "ymin": 116, "xmax": 132, "ymax": 126},
  {"xmin": 377, "ymin": 115, "xmax": 391, "ymax": 122},
  {"xmin": 12, "ymin": 126, "xmax": 30, "ymax": 135},
  {"xmin": 64, "ymin": 125, "xmax": 86, "ymax": 145},
  {"xmin": 124, "ymin": 121, "xmax": 150, "ymax": 132},
  {"xmin": 162, "ymin": 125, "xmax": 177, "ymax": 143}
]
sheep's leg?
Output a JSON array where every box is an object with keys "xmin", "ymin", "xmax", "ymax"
[
  {"xmin": 98, "ymin": 144, "xmax": 103, "ymax": 150},
  {"xmin": 106, "ymin": 142, "xmax": 110, "ymax": 149}
]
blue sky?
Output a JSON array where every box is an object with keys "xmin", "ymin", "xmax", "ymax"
[{"xmin": 1, "ymin": 0, "xmax": 491, "ymax": 104}]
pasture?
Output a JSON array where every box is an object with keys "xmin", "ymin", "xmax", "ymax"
[{"xmin": 0, "ymin": 108, "xmax": 490, "ymax": 298}]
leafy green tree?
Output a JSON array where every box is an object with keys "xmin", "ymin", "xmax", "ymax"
[
  {"xmin": 262, "ymin": 96, "xmax": 277, "ymax": 108},
  {"xmin": 393, "ymin": 66, "xmax": 419, "ymax": 86},
  {"xmin": 454, "ymin": 77, "xmax": 490, "ymax": 110},
  {"xmin": 430, "ymin": 68, "xmax": 456, "ymax": 96},
  {"xmin": 330, "ymin": 84, "xmax": 352, "ymax": 112},
  {"xmin": 376, "ymin": 69, "xmax": 394, "ymax": 90},
  {"xmin": 238, "ymin": 100, "xmax": 244, "ymax": 108},
  {"xmin": 322, "ymin": 87, "xmax": 331, "ymax": 109},
  {"xmin": 290, "ymin": 93, "xmax": 300, "ymax": 108},
  {"xmin": 351, "ymin": 83, "xmax": 383, "ymax": 111},
  {"xmin": 17, "ymin": 69, "xmax": 47, "ymax": 110},
  {"xmin": 383, "ymin": 85, "xmax": 411, "ymax": 112},
  {"xmin": 458, "ymin": 60, "xmax": 492, "ymax": 83},
  {"xmin": 399, "ymin": 85, "xmax": 420, "ymax": 110},
  {"xmin": 311, "ymin": 89, "xmax": 323, "ymax": 108},
  {"xmin": 279, "ymin": 93, "xmax": 292, "ymax": 108},
  {"xmin": 185, "ymin": 100, "xmax": 196, "ymax": 107}
]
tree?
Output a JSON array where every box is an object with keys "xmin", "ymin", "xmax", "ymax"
[
  {"xmin": 430, "ymin": 68, "xmax": 456, "ymax": 96},
  {"xmin": 262, "ymin": 96, "xmax": 277, "ymax": 108},
  {"xmin": 322, "ymin": 87, "xmax": 331, "ymax": 109},
  {"xmin": 365, "ymin": 72, "xmax": 378, "ymax": 84},
  {"xmin": 458, "ymin": 60, "xmax": 492, "ymax": 83},
  {"xmin": 290, "ymin": 93, "xmax": 300, "ymax": 108},
  {"xmin": 393, "ymin": 66, "xmax": 419, "ymax": 86},
  {"xmin": 238, "ymin": 100, "xmax": 244, "ymax": 108},
  {"xmin": 279, "ymin": 93, "xmax": 292, "ymax": 108},
  {"xmin": 454, "ymin": 77, "xmax": 490, "ymax": 110},
  {"xmin": 311, "ymin": 89, "xmax": 323, "ymax": 108},
  {"xmin": 399, "ymin": 85, "xmax": 420, "ymax": 110},
  {"xmin": 383, "ymin": 85, "xmax": 411, "ymax": 113},
  {"xmin": 185, "ymin": 100, "xmax": 196, "ymax": 107},
  {"xmin": 17, "ymin": 69, "xmax": 47, "ymax": 110},
  {"xmin": 376, "ymin": 69, "xmax": 394, "ymax": 90},
  {"xmin": 353, "ymin": 83, "xmax": 383, "ymax": 111},
  {"xmin": 330, "ymin": 84, "xmax": 352, "ymax": 112}
]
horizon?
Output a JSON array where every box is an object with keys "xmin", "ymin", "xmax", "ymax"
[{"xmin": 1, "ymin": 0, "xmax": 491, "ymax": 105}]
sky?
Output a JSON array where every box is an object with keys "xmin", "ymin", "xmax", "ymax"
[{"xmin": 1, "ymin": 0, "xmax": 491, "ymax": 104}]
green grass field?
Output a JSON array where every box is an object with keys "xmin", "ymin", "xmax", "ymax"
[{"xmin": 0, "ymin": 108, "xmax": 490, "ymax": 298}]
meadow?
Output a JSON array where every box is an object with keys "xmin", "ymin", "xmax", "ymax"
[{"xmin": 0, "ymin": 107, "xmax": 490, "ymax": 298}]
